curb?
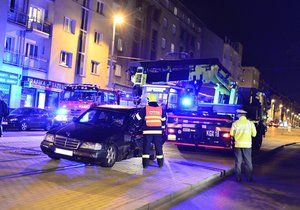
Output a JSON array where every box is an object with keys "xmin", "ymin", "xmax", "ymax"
[{"xmin": 137, "ymin": 142, "xmax": 299, "ymax": 210}]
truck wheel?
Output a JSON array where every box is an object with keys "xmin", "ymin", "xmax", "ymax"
[{"xmin": 100, "ymin": 145, "xmax": 117, "ymax": 167}]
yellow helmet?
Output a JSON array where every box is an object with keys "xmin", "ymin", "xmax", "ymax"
[{"xmin": 147, "ymin": 93, "xmax": 157, "ymax": 102}]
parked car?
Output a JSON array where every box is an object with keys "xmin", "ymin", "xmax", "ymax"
[
  {"xmin": 2, "ymin": 107, "xmax": 54, "ymax": 131},
  {"xmin": 40, "ymin": 105, "xmax": 150, "ymax": 167}
]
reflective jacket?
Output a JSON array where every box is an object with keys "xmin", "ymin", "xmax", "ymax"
[
  {"xmin": 230, "ymin": 116, "xmax": 257, "ymax": 148},
  {"xmin": 135, "ymin": 102, "xmax": 166, "ymax": 135}
]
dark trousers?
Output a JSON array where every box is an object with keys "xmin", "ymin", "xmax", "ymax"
[
  {"xmin": 143, "ymin": 134, "xmax": 163, "ymax": 167},
  {"xmin": 234, "ymin": 148, "xmax": 253, "ymax": 179}
]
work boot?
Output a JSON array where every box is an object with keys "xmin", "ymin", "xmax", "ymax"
[
  {"xmin": 157, "ymin": 158, "xmax": 164, "ymax": 168},
  {"xmin": 236, "ymin": 176, "xmax": 242, "ymax": 182},
  {"xmin": 247, "ymin": 176, "xmax": 253, "ymax": 182},
  {"xmin": 142, "ymin": 158, "xmax": 149, "ymax": 168}
]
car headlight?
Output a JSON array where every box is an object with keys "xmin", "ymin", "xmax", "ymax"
[
  {"xmin": 80, "ymin": 142, "xmax": 102, "ymax": 150},
  {"xmin": 56, "ymin": 108, "xmax": 68, "ymax": 115},
  {"xmin": 44, "ymin": 134, "xmax": 55, "ymax": 142},
  {"xmin": 10, "ymin": 118, "xmax": 18, "ymax": 121},
  {"xmin": 54, "ymin": 115, "xmax": 68, "ymax": 122}
]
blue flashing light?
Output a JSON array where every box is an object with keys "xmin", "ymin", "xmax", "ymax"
[
  {"xmin": 181, "ymin": 96, "xmax": 193, "ymax": 107},
  {"xmin": 56, "ymin": 108, "xmax": 68, "ymax": 115}
]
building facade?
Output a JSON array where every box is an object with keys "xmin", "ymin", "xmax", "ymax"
[{"xmin": 237, "ymin": 66, "xmax": 260, "ymax": 89}]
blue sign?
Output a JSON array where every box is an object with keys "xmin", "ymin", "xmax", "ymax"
[{"xmin": 0, "ymin": 71, "xmax": 19, "ymax": 85}]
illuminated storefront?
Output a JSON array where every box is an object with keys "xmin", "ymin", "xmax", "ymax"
[
  {"xmin": 0, "ymin": 71, "xmax": 21, "ymax": 107},
  {"xmin": 21, "ymin": 76, "xmax": 65, "ymax": 110}
]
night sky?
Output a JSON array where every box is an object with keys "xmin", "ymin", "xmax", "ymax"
[{"xmin": 181, "ymin": 0, "xmax": 300, "ymax": 105}]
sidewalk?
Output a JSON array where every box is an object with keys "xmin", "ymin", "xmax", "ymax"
[
  {"xmin": 0, "ymin": 135, "xmax": 233, "ymax": 210},
  {"xmin": 0, "ymin": 130, "xmax": 297, "ymax": 210}
]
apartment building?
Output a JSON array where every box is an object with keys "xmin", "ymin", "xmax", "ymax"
[
  {"xmin": 222, "ymin": 37, "xmax": 243, "ymax": 81},
  {"xmin": 237, "ymin": 66, "xmax": 260, "ymax": 89},
  {"xmin": 111, "ymin": 0, "xmax": 204, "ymax": 91},
  {"xmin": 1, "ymin": 0, "xmax": 113, "ymax": 109}
]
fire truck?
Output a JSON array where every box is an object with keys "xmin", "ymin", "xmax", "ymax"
[
  {"xmin": 129, "ymin": 58, "xmax": 268, "ymax": 151},
  {"xmin": 54, "ymin": 84, "xmax": 119, "ymax": 125}
]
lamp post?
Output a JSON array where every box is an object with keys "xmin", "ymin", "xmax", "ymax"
[
  {"xmin": 108, "ymin": 14, "xmax": 124, "ymax": 88},
  {"xmin": 271, "ymin": 99, "xmax": 275, "ymax": 121},
  {"xmin": 279, "ymin": 104, "xmax": 283, "ymax": 122}
]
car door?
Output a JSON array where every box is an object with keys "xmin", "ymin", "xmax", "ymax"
[
  {"xmin": 27, "ymin": 109, "xmax": 40, "ymax": 128},
  {"xmin": 38, "ymin": 109, "xmax": 49, "ymax": 128}
]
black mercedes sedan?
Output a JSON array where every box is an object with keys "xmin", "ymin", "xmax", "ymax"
[
  {"xmin": 40, "ymin": 105, "xmax": 145, "ymax": 167},
  {"xmin": 3, "ymin": 107, "xmax": 54, "ymax": 131}
]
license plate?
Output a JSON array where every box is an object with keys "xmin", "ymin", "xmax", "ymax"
[
  {"xmin": 2, "ymin": 122, "xmax": 8, "ymax": 125},
  {"xmin": 55, "ymin": 148, "xmax": 73, "ymax": 156},
  {"xmin": 206, "ymin": 130, "xmax": 215, "ymax": 137}
]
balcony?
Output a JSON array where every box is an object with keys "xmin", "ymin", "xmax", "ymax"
[
  {"xmin": 3, "ymin": 50, "xmax": 22, "ymax": 66},
  {"xmin": 27, "ymin": 19, "xmax": 52, "ymax": 37},
  {"xmin": 23, "ymin": 56, "xmax": 48, "ymax": 72},
  {"xmin": 3, "ymin": 50, "xmax": 48, "ymax": 72},
  {"xmin": 7, "ymin": 10, "xmax": 52, "ymax": 37},
  {"xmin": 7, "ymin": 9, "xmax": 27, "ymax": 27}
]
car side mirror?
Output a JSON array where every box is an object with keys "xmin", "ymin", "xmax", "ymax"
[{"xmin": 72, "ymin": 117, "xmax": 78, "ymax": 122}]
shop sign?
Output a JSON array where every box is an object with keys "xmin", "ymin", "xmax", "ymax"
[
  {"xmin": 22, "ymin": 76, "xmax": 65, "ymax": 92},
  {"xmin": 0, "ymin": 71, "xmax": 19, "ymax": 85}
]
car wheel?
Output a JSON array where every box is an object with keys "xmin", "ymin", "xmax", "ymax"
[
  {"xmin": 48, "ymin": 154, "xmax": 60, "ymax": 160},
  {"xmin": 100, "ymin": 145, "xmax": 117, "ymax": 167},
  {"xmin": 20, "ymin": 122, "xmax": 28, "ymax": 131}
]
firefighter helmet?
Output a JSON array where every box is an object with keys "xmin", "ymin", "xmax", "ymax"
[{"xmin": 147, "ymin": 93, "xmax": 157, "ymax": 102}]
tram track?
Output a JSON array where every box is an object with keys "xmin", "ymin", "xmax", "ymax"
[{"xmin": 0, "ymin": 163, "xmax": 86, "ymax": 181}]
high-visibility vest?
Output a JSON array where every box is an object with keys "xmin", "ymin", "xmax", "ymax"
[{"xmin": 145, "ymin": 105, "xmax": 162, "ymax": 127}]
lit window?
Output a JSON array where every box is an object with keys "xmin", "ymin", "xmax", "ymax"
[
  {"xmin": 115, "ymin": 64, "xmax": 122, "ymax": 77},
  {"xmin": 174, "ymin": 7, "xmax": 177, "ymax": 15},
  {"xmin": 187, "ymin": 18, "xmax": 190, "ymax": 24},
  {"xmin": 172, "ymin": 24, "xmax": 176, "ymax": 34},
  {"xmin": 91, "ymin": 60, "xmax": 99, "ymax": 75},
  {"xmin": 94, "ymin": 31, "xmax": 103, "ymax": 44},
  {"xmin": 117, "ymin": 38, "xmax": 123, "ymax": 51},
  {"xmin": 96, "ymin": 1, "xmax": 104, "ymax": 15},
  {"xmin": 171, "ymin": 43, "xmax": 175, "ymax": 52},
  {"xmin": 197, "ymin": 42, "xmax": 201, "ymax": 50},
  {"xmin": 161, "ymin": 38, "xmax": 166, "ymax": 49},
  {"xmin": 63, "ymin": 17, "xmax": 75, "ymax": 34},
  {"xmin": 60, "ymin": 51, "xmax": 72, "ymax": 68},
  {"xmin": 163, "ymin": 17, "xmax": 168, "ymax": 28}
]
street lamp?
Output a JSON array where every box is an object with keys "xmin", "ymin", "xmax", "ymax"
[{"xmin": 108, "ymin": 14, "xmax": 125, "ymax": 88}]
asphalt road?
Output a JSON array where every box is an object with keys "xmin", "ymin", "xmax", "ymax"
[{"xmin": 167, "ymin": 131, "xmax": 300, "ymax": 210}]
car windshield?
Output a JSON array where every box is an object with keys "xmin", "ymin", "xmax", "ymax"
[
  {"xmin": 78, "ymin": 109, "xmax": 127, "ymax": 127},
  {"xmin": 10, "ymin": 108, "xmax": 32, "ymax": 115},
  {"xmin": 61, "ymin": 90, "xmax": 97, "ymax": 101}
]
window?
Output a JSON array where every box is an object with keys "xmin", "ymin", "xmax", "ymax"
[
  {"xmin": 170, "ymin": 43, "xmax": 175, "ymax": 52},
  {"xmin": 96, "ymin": 1, "xmax": 104, "ymax": 15},
  {"xmin": 117, "ymin": 38, "xmax": 123, "ymax": 51},
  {"xmin": 197, "ymin": 42, "xmax": 201, "ymax": 51},
  {"xmin": 63, "ymin": 17, "xmax": 75, "ymax": 34},
  {"xmin": 115, "ymin": 64, "xmax": 122, "ymax": 77},
  {"xmin": 173, "ymin": 7, "xmax": 177, "ymax": 15},
  {"xmin": 25, "ymin": 43, "xmax": 38, "ymax": 57},
  {"xmin": 161, "ymin": 38, "xmax": 166, "ymax": 49},
  {"xmin": 4, "ymin": 36, "xmax": 14, "ymax": 51},
  {"xmin": 91, "ymin": 60, "xmax": 99, "ymax": 75},
  {"xmin": 163, "ymin": 17, "xmax": 168, "ymax": 28},
  {"xmin": 60, "ymin": 51, "xmax": 72, "ymax": 67},
  {"xmin": 94, "ymin": 31, "xmax": 103, "ymax": 44},
  {"xmin": 172, "ymin": 24, "xmax": 176, "ymax": 34},
  {"xmin": 28, "ymin": 6, "xmax": 42, "ymax": 23}
]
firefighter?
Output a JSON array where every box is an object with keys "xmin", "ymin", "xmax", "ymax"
[
  {"xmin": 135, "ymin": 93, "xmax": 166, "ymax": 168},
  {"xmin": 230, "ymin": 109, "xmax": 257, "ymax": 182}
]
